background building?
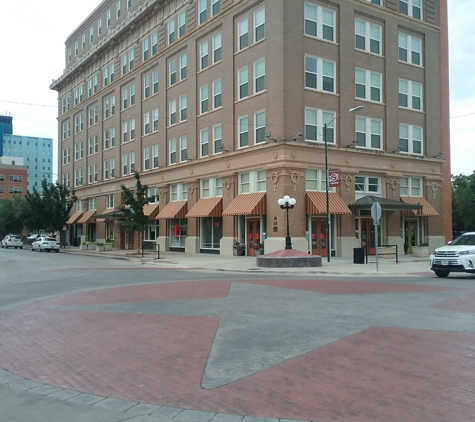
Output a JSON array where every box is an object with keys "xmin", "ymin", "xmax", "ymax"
[
  {"xmin": 0, "ymin": 160, "xmax": 27, "ymax": 199},
  {"xmin": 51, "ymin": 0, "xmax": 451, "ymax": 257},
  {"xmin": 0, "ymin": 114, "xmax": 53, "ymax": 192}
]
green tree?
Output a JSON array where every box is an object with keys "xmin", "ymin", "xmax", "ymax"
[
  {"xmin": 452, "ymin": 172, "xmax": 475, "ymax": 234},
  {"xmin": 116, "ymin": 172, "xmax": 154, "ymax": 254},
  {"xmin": 22, "ymin": 188, "xmax": 48, "ymax": 234},
  {"xmin": 0, "ymin": 196, "xmax": 26, "ymax": 235}
]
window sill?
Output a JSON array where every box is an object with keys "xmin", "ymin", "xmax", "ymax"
[
  {"xmin": 303, "ymin": 87, "xmax": 338, "ymax": 97},
  {"xmin": 198, "ymin": 108, "xmax": 221, "ymax": 118},
  {"xmin": 398, "ymin": 106, "xmax": 425, "ymax": 114},
  {"xmin": 235, "ymin": 90, "xmax": 267, "ymax": 104},
  {"xmin": 168, "ymin": 78, "xmax": 187, "ymax": 90},
  {"xmin": 234, "ymin": 37, "xmax": 267, "ymax": 55},
  {"xmin": 354, "ymin": 48, "xmax": 384, "ymax": 58},
  {"xmin": 354, "ymin": 97, "xmax": 385, "ymax": 106},
  {"xmin": 398, "ymin": 60, "xmax": 424, "ymax": 69},
  {"xmin": 197, "ymin": 60, "xmax": 221, "ymax": 75},
  {"xmin": 303, "ymin": 34, "xmax": 338, "ymax": 46}
]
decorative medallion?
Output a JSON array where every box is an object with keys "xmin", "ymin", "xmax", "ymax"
[
  {"xmin": 159, "ymin": 187, "xmax": 169, "ymax": 203},
  {"xmin": 287, "ymin": 170, "xmax": 301, "ymax": 192},
  {"xmin": 269, "ymin": 170, "xmax": 282, "ymax": 192},
  {"xmin": 345, "ymin": 157, "xmax": 350, "ymax": 164},
  {"xmin": 223, "ymin": 177, "xmax": 235, "ymax": 197},
  {"xmin": 391, "ymin": 161, "xmax": 396, "ymax": 169},
  {"xmin": 187, "ymin": 183, "xmax": 197, "ymax": 200},
  {"xmin": 273, "ymin": 152, "xmax": 278, "ymax": 160},
  {"xmin": 388, "ymin": 178, "xmax": 399, "ymax": 197},
  {"xmin": 344, "ymin": 175, "xmax": 354, "ymax": 194},
  {"xmin": 190, "ymin": 169, "xmax": 194, "ymax": 175},
  {"xmin": 291, "ymin": 151, "xmax": 297, "ymax": 158},
  {"xmin": 430, "ymin": 181, "xmax": 441, "ymax": 199},
  {"xmin": 226, "ymin": 161, "xmax": 230, "ymax": 168}
]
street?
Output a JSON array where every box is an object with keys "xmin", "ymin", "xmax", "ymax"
[{"xmin": 1, "ymin": 248, "xmax": 475, "ymax": 422}]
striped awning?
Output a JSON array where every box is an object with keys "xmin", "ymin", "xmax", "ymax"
[
  {"xmin": 400, "ymin": 196, "xmax": 439, "ymax": 217},
  {"xmin": 66, "ymin": 211, "xmax": 83, "ymax": 224},
  {"xmin": 306, "ymin": 192, "xmax": 352, "ymax": 215},
  {"xmin": 156, "ymin": 201, "xmax": 188, "ymax": 220},
  {"xmin": 77, "ymin": 210, "xmax": 96, "ymax": 224},
  {"xmin": 95, "ymin": 219, "xmax": 106, "ymax": 223},
  {"xmin": 185, "ymin": 197, "xmax": 223, "ymax": 218},
  {"xmin": 222, "ymin": 193, "xmax": 266, "ymax": 216},
  {"xmin": 143, "ymin": 203, "xmax": 160, "ymax": 218}
]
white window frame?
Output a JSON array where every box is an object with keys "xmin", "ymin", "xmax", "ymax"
[
  {"xmin": 200, "ymin": 128, "xmax": 209, "ymax": 158},
  {"xmin": 355, "ymin": 116, "xmax": 383, "ymax": 150},
  {"xmin": 143, "ymin": 74, "xmax": 150, "ymax": 98},
  {"xmin": 355, "ymin": 19, "xmax": 382, "ymax": 55},
  {"xmin": 198, "ymin": 0, "xmax": 207, "ymax": 24},
  {"xmin": 213, "ymin": 124, "xmax": 222, "ymax": 154},
  {"xmin": 254, "ymin": 7, "xmax": 265, "ymax": 42},
  {"xmin": 400, "ymin": 176, "xmax": 422, "ymax": 197},
  {"xmin": 200, "ymin": 85, "xmax": 209, "ymax": 114},
  {"xmin": 399, "ymin": 78, "xmax": 423, "ymax": 111},
  {"xmin": 237, "ymin": 17, "xmax": 249, "ymax": 51},
  {"xmin": 399, "ymin": 0, "xmax": 422, "ymax": 20},
  {"xmin": 129, "ymin": 151, "xmax": 135, "ymax": 173},
  {"xmin": 169, "ymin": 139, "xmax": 177, "ymax": 165},
  {"xmin": 152, "ymin": 144, "xmax": 159, "ymax": 168},
  {"xmin": 304, "ymin": 107, "xmax": 336, "ymax": 143},
  {"xmin": 212, "ymin": 79, "xmax": 221, "ymax": 109},
  {"xmin": 254, "ymin": 110, "xmax": 266, "ymax": 144},
  {"xmin": 355, "ymin": 175, "xmax": 381, "ymax": 197},
  {"xmin": 211, "ymin": 0, "xmax": 220, "ymax": 16},
  {"xmin": 238, "ymin": 66, "xmax": 248, "ymax": 100},
  {"xmin": 178, "ymin": 12, "xmax": 186, "ymax": 38},
  {"xmin": 238, "ymin": 170, "xmax": 267, "ymax": 194},
  {"xmin": 110, "ymin": 158, "xmax": 116, "ymax": 178},
  {"xmin": 104, "ymin": 159, "xmax": 110, "ymax": 180},
  {"xmin": 169, "ymin": 100, "xmax": 177, "ymax": 126},
  {"xmin": 168, "ymin": 20, "xmax": 175, "ymax": 44},
  {"xmin": 142, "ymin": 38, "xmax": 149, "ymax": 61},
  {"xmin": 355, "ymin": 68, "xmax": 382, "ymax": 103},
  {"xmin": 398, "ymin": 123, "xmax": 423, "ymax": 155},
  {"xmin": 305, "ymin": 169, "xmax": 333, "ymax": 192},
  {"xmin": 122, "ymin": 154, "xmax": 128, "ymax": 176},
  {"xmin": 143, "ymin": 147, "xmax": 150, "ymax": 171},
  {"xmin": 106, "ymin": 194, "xmax": 114, "ymax": 209},
  {"xmin": 169, "ymin": 59, "xmax": 177, "ymax": 86},
  {"xmin": 179, "ymin": 136, "xmax": 188, "ymax": 162},
  {"xmin": 304, "ymin": 55, "xmax": 335, "ymax": 93},
  {"xmin": 89, "ymin": 197, "xmax": 97, "ymax": 211},
  {"xmin": 199, "ymin": 40, "xmax": 209, "ymax": 70},
  {"xmin": 179, "ymin": 95, "xmax": 187, "ymax": 121},
  {"xmin": 143, "ymin": 111, "xmax": 150, "ymax": 135},
  {"xmin": 179, "ymin": 53, "xmax": 187, "ymax": 80},
  {"xmin": 304, "ymin": 3, "xmax": 335, "ymax": 42},
  {"xmin": 238, "ymin": 115, "xmax": 249, "ymax": 148},
  {"xmin": 152, "ymin": 108, "xmax": 159, "ymax": 132},
  {"xmin": 212, "ymin": 32, "xmax": 222, "ymax": 63},
  {"xmin": 398, "ymin": 32, "xmax": 422, "ymax": 66},
  {"xmin": 254, "ymin": 58, "xmax": 265, "ymax": 94}
]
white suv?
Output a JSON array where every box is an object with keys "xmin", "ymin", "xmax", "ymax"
[{"xmin": 430, "ymin": 232, "xmax": 475, "ymax": 277}]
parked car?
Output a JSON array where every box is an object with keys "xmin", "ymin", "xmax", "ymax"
[
  {"xmin": 430, "ymin": 232, "xmax": 475, "ymax": 277},
  {"xmin": 27, "ymin": 233, "xmax": 40, "ymax": 241},
  {"xmin": 1, "ymin": 235, "xmax": 23, "ymax": 249},
  {"xmin": 31, "ymin": 236, "xmax": 60, "ymax": 253}
]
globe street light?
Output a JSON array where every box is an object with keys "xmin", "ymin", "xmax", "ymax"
[
  {"xmin": 278, "ymin": 195, "xmax": 296, "ymax": 250},
  {"xmin": 324, "ymin": 106, "xmax": 364, "ymax": 262}
]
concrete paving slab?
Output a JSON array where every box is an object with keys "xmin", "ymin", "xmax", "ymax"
[
  {"xmin": 93, "ymin": 397, "xmax": 138, "ymax": 411},
  {"xmin": 0, "ymin": 370, "xmax": 24, "ymax": 384},
  {"xmin": 210, "ymin": 414, "xmax": 244, "ymax": 422},
  {"xmin": 8, "ymin": 379, "xmax": 43, "ymax": 391},
  {"xmin": 126, "ymin": 403, "xmax": 163, "ymax": 415},
  {"xmin": 67, "ymin": 392, "xmax": 106, "ymax": 405},
  {"xmin": 150, "ymin": 406, "xmax": 184, "ymax": 418},
  {"xmin": 28, "ymin": 385, "xmax": 63, "ymax": 396},
  {"xmin": 242, "ymin": 417, "xmax": 279, "ymax": 422},
  {"xmin": 46, "ymin": 388, "xmax": 82, "ymax": 400},
  {"xmin": 177, "ymin": 409, "xmax": 216, "ymax": 422}
]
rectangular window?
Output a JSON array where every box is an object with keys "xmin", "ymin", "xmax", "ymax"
[
  {"xmin": 355, "ymin": 116, "xmax": 382, "ymax": 149},
  {"xmin": 355, "ymin": 19, "xmax": 381, "ymax": 55},
  {"xmin": 304, "ymin": 55, "xmax": 335, "ymax": 93},
  {"xmin": 143, "ymin": 75, "xmax": 150, "ymax": 98},
  {"xmin": 110, "ymin": 158, "xmax": 116, "ymax": 178},
  {"xmin": 106, "ymin": 194, "xmax": 114, "ymax": 209},
  {"xmin": 200, "ymin": 128, "xmax": 209, "ymax": 157},
  {"xmin": 398, "ymin": 32, "xmax": 422, "ymax": 66},
  {"xmin": 143, "ymin": 111, "xmax": 150, "ymax": 135},
  {"xmin": 130, "ymin": 83, "xmax": 135, "ymax": 105},
  {"xmin": 180, "ymin": 95, "xmax": 187, "ymax": 121},
  {"xmin": 399, "ymin": 124, "xmax": 423, "ymax": 155},
  {"xmin": 169, "ymin": 100, "xmax": 177, "ymax": 125},
  {"xmin": 98, "ymin": 19, "xmax": 102, "ymax": 35},
  {"xmin": 129, "ymin": 49, "xmax": 135, "ymax": 70},
  {"xmin": 88, "ymin": 165, "xmax": 93, "ymax": 184},
  {"xmin": 122, "ymin": 121, "xmax": 128, "ymax": 143},
  {"xmin": 168, "ymin": 20, "xmax": 175, "ymax": 44},
  {"xmin": 151, "ymin": 32, "xmax": 158, "ymax": 54},
  {"xmin": 254, "ymin": 59, "xmax": 265, "ymax": 93},
  {"xmin": 116, "ymin": 0, "xmax": 121, "ymax": 18},
  {"xmin": 355, "ymin": 68, "xmax": 382, "ymax": 102},
  {"xmin": 88, "ymin": 136, "xmax": 94, "ymax": 155},
  {"xmin": 211, "ymin": 0, "xmax": 220, "ymax": 15},
  {"xmin": 212, "ymin": 79, "xmax": 222, "ymax": 109},
  {"xmin": 399, "ymin": 78, "xmax": 422, "ymax": 110},
  {"xmin": 355, "ymin": 175, "xmax": 380, "ymax": 194},
  {"xmin": 237, "ymin": 17, "xmax": 248, "ymax": 50},
  {"xmin": 199, "ymin": 0, "xmax": 207, "ymax": 24},
  {"xmin": 399, "ymin": 0, "xmax": 422, "ymax": 19},
  {"xmin": 305, "ymin": 107, "xmax": 336, "ymax": 143},
  {"xmin": 75, "ymin": 41, "xmax": 78, "ymax": 56},
  {"xmin": 213, "ymin": 124, "xmax": 222, "ymax": 154},
  {"xmin": 254, "ymin": 7, "xmax": 265, "ymax": 42},
  {"xmin": 212, "ymin": 32, "xmax": 222, "ymax": 63},
  {"xmin": 107, "ymin": 10, "xmax": 111, "ymax": 27},
  {"xmin": 152, "ymin": 70, "xmax": 159, "ymax": 94},
  {"xmin": 122, "ymin": 154, "xmax": 128, "ymax": 176},
  {"xmin": 103, "ymin": 67, "xmax": 108, "ymax": 87},
  {"xmin": 90, "ymin": 27, "xmax": 93, "ymax": 42},
  {"xmin": 200, "ymin": 40, "xmax": 209, "ymax": 70},
  {"xmin": 200, "ymin": 85, "xmax": 209, "ymax": 114},
  {"xmin": 179, "ymin": 53, "xmax": 187, "ymax": 80},
  {"xmin": 178, "ymin": 12, "xmax": 186, "ymax": 37},
  {"xmin": 122, "ymin": 87, "xmax": 128, "ymax": 109},
  {"xmin": 305, "ymin": 169, "xmax": 328, "ymax": 192},
  {"xmin": 152, "ymin": 107, "xmax": 159, "ymax": 131},
  {"xmin": 169, "ymin": 139, "xmax": 176, "ymax": 165},
  {"xmin": 143, "ymin": 147, "xmax": 150, "ymax": 171},
  {"xmin": 304, "ymin": 3, "xmax": 335, "ymax": 42},
  {"xmin": 169, "ymin": 60, "xmax": 177, "ymax": 85},
  {"xmin": 254, "ymin": 110, "xmax": 266, "ymax": 144},
  {"xmin": 142, "ymin": 38, "xmax": 149, "ymax": 61},
  {"xmin": 129, "ymin": 151, "xmax": 135, "ymax": 173},
  {"xmin": 152, "ymin": 144, "xmax": 159, "ymax": 168},
  {"xmin": 400, "ymin": 177, "xmax": 422, "ymax": 196},
  {"xmin": 129, "ymin": 118, "xmax": 135, "ymax": 140},
  {"xmin": 238, "ymin": 116, "xmax": 249, "ymax": 148},
  {"xmin": 179, "ymin": 136, "xmax": 188, "ymax": 162},
  {"xmin": 82, "ymin": 34, "xmax": 86, "ymax": 49},
  {"xmin": 104, "ymin": 129, "xmax": 110, "ymax": 149},
  {"xmin": 111, "ymin": 127, "xmax": 116, "ymax": 147},
  {"xmin": 238, "ymin": 67, "xmax": 248, "ymax": 99}
]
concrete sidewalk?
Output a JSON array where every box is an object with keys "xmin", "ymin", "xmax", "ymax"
[{"xmin": 58, "ymin": 246, "xmax": 432, "ymax": 277}]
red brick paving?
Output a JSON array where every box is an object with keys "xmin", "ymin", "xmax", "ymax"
[{"xmin": 0, "ymin": 279, "xmax": 475, "ymax": 421}]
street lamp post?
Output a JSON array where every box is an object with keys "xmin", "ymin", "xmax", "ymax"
[
  {"xmin": 324, "ymin": 106, "xmax": 364, "ymax": 262},
  {"xmin": 278, "ymin": 195, "xmax": 296, "ymax": 250}
]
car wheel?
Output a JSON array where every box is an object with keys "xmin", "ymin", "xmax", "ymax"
[
  {"xmin": 55, "ymin": 249, "xmax": 59, "ymax": 253},
  {"xmin": 434, "ymin": 270, "xmax": 450, "ymax": 278},
  {"xmin": 39, "ymin": 246, "xmax": 42, "ymax": 252},
  {"xmin": 15, "ymin": 247, "xmax": 18, "ymax": 249},
  {"xmin": 20, "ymin": 247, "xmax": 22, "ymax": 249},
  {"xmin": 31, "ymin": 246, "xmax": 35, "ymax": 251},
  {"xmin": 47, "ymin": 249, "xmax": 51, "ymax": 252}
]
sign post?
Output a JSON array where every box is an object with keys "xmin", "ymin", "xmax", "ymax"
[{"xmin": 371, "ymin": 202, "xmax": 382, "ymax": 271}]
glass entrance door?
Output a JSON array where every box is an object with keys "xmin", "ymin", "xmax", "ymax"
[
  {"xmin": 360, "ymin": 218, "xmax": 379, "ymax": 255},
  {"xmin": 247, "ymin": 218, "xmax": 261, "ymax": 256},
  {"xmin": 404, "ymin": 219, "xmax": 418, "ymax": 254},
  {"xmin": 311, "ymin": 217, "xmax": 327, "ymax": 256}
]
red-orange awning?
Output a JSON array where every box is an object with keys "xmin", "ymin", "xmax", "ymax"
[
  {"xmin": 143, "ymin": 203, "xmax": 160, "ymax": 218},
  {"xmin": 306, "ymin": 192, "xmax": 352, "ymax": 215},
  {"xmin": 66, "ymin": 211, "xmax": 83, "ymax": 224},
  {"xmin": 156, "ymin": 201, "xmax": 188, "ymax": 220},
  {"xmin": 77, "ymin": 210, "xmax": 96, "ymax": 224},
  {"xmin": 185, "ymin": 197, "xmax": 223, "ymax": 218},
  {"xmin": 400, "ymin": 196, "xmax": 439, "ymax": 217},
  {"xmin": 222, "ymin": 193, "xmax": 266, "ymax": 216}
]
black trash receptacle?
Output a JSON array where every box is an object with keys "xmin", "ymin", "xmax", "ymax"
[{"xmin": 353, "ymin": 247, "xmax": 365, "ymax": 264}]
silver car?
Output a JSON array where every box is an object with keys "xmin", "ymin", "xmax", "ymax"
[
  {"xmin": 31, "ymin": 236, "xmax": 60, "ymax": 253},
  {"xmin": 1, "ymin": 235, "xmax": 23, "ymax": 249},
  {"xmin": 430, "ymin": 232, "xmax": 475, "ymax": 277}
]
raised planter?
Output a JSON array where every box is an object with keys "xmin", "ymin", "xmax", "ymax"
[
  {"xmin": 412, "ymin": 245, "xmax": 430, "ymax": 257},
  {"xmin": 86, "ymin": 243, "xmax": 95, "ymax": 250},
  {"xmin": 233, "ymin": 248, "xmax": 245, "ymax": 256},
  {"xmin": 80, "ymin": 244, "xmax": 88, "ymax": 251},
  {"xmin": 96, "ymin": 244, "xmax": 105, "ymax": 252},
  {"xmin": 104, "ymin": 243, "xmax": 113, "ymax": 251},
  {"xmin": 254, "ymin": 249, "xmax": 264, "ymax": 256}
]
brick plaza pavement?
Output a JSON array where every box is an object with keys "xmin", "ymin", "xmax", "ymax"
[{"xmin": 1, "ymin": 278, "xmax": 475, "ymax": 421}]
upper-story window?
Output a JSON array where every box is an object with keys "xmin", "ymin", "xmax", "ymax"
[
  {"xmin": 74, "ymin": 41, "xmax": 78, "ymax": 56},
  {"xmin": 355, "ymin": 19, "xmax": 381, "ymax": 55},
  {"xmin": 399, "ymin": 0, "xmax": 422, "ymax": 19},
  {"xmin": 170, "ymin": 183, "xmax": 188, "ymax": 201},
  {"xmin": 198, "ymin": 0, "xmax": 207, "ymax": 24},
  {"xmin": 304, "ymin": 55, "xmax": 335, "ymax": 93},
  {"xmin": 398, "ymin": 32, "xmax": 422, "ymax": 66},
  {"xmin": 355, "ymin": 175, "xmax": 381, "ymax": 197},
  {"xmin": 76, "ymin": 200, "xmax": 84, "ymax": 213},
  {"xmin": 239, "ymin": 171, "xmax": 266, "ymax": 194},
  {"xmin": 107, "ymin": 10, "xmax": 111, "ymax": 27},
  {"xmin": 169, "ymin": 53, "xmax": 187, "ymax": 86},
  {"xmin": 305, "ymin": 107, "xmax": 336, "ymax": 143},
  {"xmin": 355, "ymin": 68, "xmax": 382, "ymax": 102},
  {"xmin": 355, "ymin": 116, "xmax": 382, "ymax": 150},
  {"xmin": 201, "ymin": 177, "xmax": 223, "ymax": 198},
  {"xmin": 305, "ymin": 169, "xmax": 335, "ymax": 192},
  {"xmin": 400, "ymin": 176, "xmax": 422, "ymax": 196},
  {"xmin": 89, "ymin": 27, "xmax": 94, "ymax": 42},
  {"xmin": 142, "ymin": 38, "xmax": 149, "ymax": 61},
  {"xmin": 304, "ymin": 3, "xmax": 335, "ymax": 42},
  {"xmin": 399, "ymin": 124, "xmax": 423, "ymax": 155},
  {"xmin": 82, "ymin": 34, "xmax": 86, "ymax": 49},
  {"xmin": 237, "ymin": 17, "xmax": 248, "ymax": 51},
  {"xmin": 212, "ymin": 32, "xmax": 222, "ymax": 63},
  {"xmin": 168, "ymin": 20, "xmax": 175, "ymax": 44},
  {"xmin": 367, "ymin": 0, "xmax": 382, "ymax": 5},
  {"xmin": 254, "ymin": 7, "xmax": 265, "ymax": 42},
  {"xmin": 67, "ymin": 48, "xmax": 71, "ymax": 62},
  {"xmin": 399, "ymin": 78, "xmax": 423, "ymax": 110},
  {"xmin": 98, "ymin": 18, "xmax": 102, "ymax": 35},
  {"xmin": 199, "ymin": 40, "xmax": 209, "ymax": 70},
  {"xmin": 116, "ymin": 0, "xmax": 121, "ymax": 19}
]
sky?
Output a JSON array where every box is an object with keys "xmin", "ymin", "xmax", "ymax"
[{"xmin": 0, "ymin": 0, "xmax": 473, "ymax": 180}]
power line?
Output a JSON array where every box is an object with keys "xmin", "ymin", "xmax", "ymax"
[{"xmin": 0, "ymin": 100, "xmax": 57, "ymax": 109}]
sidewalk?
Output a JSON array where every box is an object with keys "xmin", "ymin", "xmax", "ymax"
[{"xmin": 59, "ymin": 246, "xmax": 432, "ymax": 277}]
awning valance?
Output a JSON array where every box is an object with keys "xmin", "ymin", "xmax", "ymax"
[
  {"xmin": 400, "ymin": 196, "xmax": 439, "ymax": 217},
  {"xmin": 77, "ymin": 210, "xmax": 96, "ymax": 224},
  {"xmin": 222, "ymin": 193, "xmax": 266, "ymax": 216},
  {"xmin": 185, "ymin": 197, "xmax": 223, "ymax": 218},
  {"xmin": 347, "ymin": 195, "xmax": 421, "ymax": 212},
  {"xmin": 306, "ymin": 192, "xmax": 352, "ymax": 215},
  {"xmin": 156, "ymin": 201, "xmax": 188, "ymax": 220},
  {"xmin": 143, "ymin": 203, "xmax": 160, "ymax": 218},
  {"xmin": 66, "ymin": 211, "xmax": 83, "ymax": 225}
]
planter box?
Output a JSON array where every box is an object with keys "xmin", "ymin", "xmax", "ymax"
[
  {"xmin": 412, "ymin": 246, "xmax": 430, "ymax": 257},
  {"xmin": 96, "ymin": 245, "xmax": 105, "ymax": 252},
  {"xmin": 104, "ymin": 243, "xmax": 113, "ymax": 251},
  {"xmin": 80, "ymin": 244, "xmax": 88, "ymax": 251},
  {"xmin": 233, "ymin": 248, "xmax": 245, "ymax": 256},
  {"xmin": 254, "ymin": 249, "xmax": 264, "ymax": 256},
  {"xmin": 87, "ymin": 243, "xmax": 95, "ymax": 250}
]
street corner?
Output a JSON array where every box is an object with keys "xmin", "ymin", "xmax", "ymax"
[{"xmin": 0, "ymin": 278, "xmax": 475, "ymax": 421}]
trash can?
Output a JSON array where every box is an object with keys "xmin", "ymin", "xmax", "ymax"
[{"xmin": 353, "ymin": 247, "xmax": 365, "ymax": 264}]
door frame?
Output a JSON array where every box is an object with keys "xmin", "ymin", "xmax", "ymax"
[
  {"xmin": 246, "ymin": 217, "xmax": 261, "ymax": 256},
  {"xmin": 310, "ymin": 216, "xmax": 327, "ymax": 257}
]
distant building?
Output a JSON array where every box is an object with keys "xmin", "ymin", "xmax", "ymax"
[
  {"xmin": 0, "ymin": 162, "xmax": 27, "ymax": 199},
  {"xmin": 0, "ymin": 115, "xmax": 53, "ymax": 192}
]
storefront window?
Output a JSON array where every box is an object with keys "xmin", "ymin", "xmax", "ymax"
[
  {"xmin": 201, "ymin": 217, "xmax": 222, "ymax": 249},
  {"xmin": 105, "ymin": 222, "xmax": 114, "ymax": 240},
  {"xmin": 144, "ymin": 220, "xmax": 157, "ymax": 240},
  {"xmin": 170, "ymin": 219, "xmax": 187, "ymax": 247}
]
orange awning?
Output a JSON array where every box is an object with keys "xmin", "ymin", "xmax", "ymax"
[
  {"xmin": 156, "ymin": 201, "xmax": 188, "ymax": 220},
  {"xmin": 400, "ymin": 196, "xmax": 439, "ymax": 217},
  {"xmin": 77, "ymin": 210, "xmax": 96, "ymax": 224},
  {"xmin": 222, "ymin": 193, "xmax": 266, "ymax": 216},
  {"xmin": 186, "ymin": 197, "xmax": 223, "ymax": 218},
  {"xmin": 66, "ymin": 211, "xmax": 83, "ymax": 224},
  {"xmin": 306, "ymin": 192, "xmax": 352, "ymax": 215},
  {"xmin": 143, "ymin": 203, "xmax": 160, "ymax": 218}
]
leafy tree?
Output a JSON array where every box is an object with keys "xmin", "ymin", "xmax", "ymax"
[
  {"xmin": 452, "ymin": 172, "xmax": 475, "ymax": 234},
  {"xmin": 0, "ymin": 196, "xmax": 26, "ymax": 236},
  {"xmin": 116, "ymin": 172, "xmax": 154, "ymax": 254},
  {"xmin": 22, "ymin": 188, "xmax": 48, "ymax": 234}
]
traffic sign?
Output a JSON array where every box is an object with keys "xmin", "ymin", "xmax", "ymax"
[{"xmin": 371, "ymin": 201, "xmax": 381, "ymax": 223}]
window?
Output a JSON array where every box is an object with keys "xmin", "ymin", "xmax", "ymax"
[
  {"xmin": 212, "ymin": 79, "xmax": 222, "ymax": 109},
  {"xmin": 152, "ymin": 70, "xmax": 159, "ymax": 94},
  {"xmin": 200, "ymin": 40, "xmax": 209, "ymax": 70},
  {"xmin": 74, "ymin": 141, "xmax": 84, "ymax": 160},
  {"xmin": 107, "ymin": 10, "xmax": 111, "ymax": 27},
  {"xmin": 304, "ymin": 3, "xmax": 335, "ymax": 42},
  {"xmin": 88, "ymin": 105, "xmax": 98, "ymax": 126},
  {"xmin": 129, "ymin": 151, "xmax": 135, "ymax": 173},
  {"xmin": 179, "ymin": 136, "xmax": 188, "ymax": 162},
  {"xmin": 74, "ymin": 114, "xmax": 84, "ymax": 133},
  {"xmin": 254, "ymin": 59, "xmax": 265, "ymax": 93},
  {"xmin": 179, "ymin": 53, "xmax": 187, "ymax": 80},
  {"xmin": 106, "ymin": 194, "xmax": 114, "ymax": 209},
  {"xmin": 238, "ymin": 116, "xmax": 249, "ymax": 148},
  {"xmin": 355, "ymin": 175, "xmax": 380, "ymax": 195},
  {"xmin": 254, "ymin": 7, "xmax": 265, "ymax": 42},
  {"xmin": 152, "ymin": 144, "xmax": 159, "ymax": 168},
  {"xmin": 238, "ymin": 67, "xmax": 248, "ymax": 100},
  {"xmin": 143, "ymin": 147, "xmax": 150, "ymax": 171},
  {"xmin": 142, "ymin": 38, "xmax": 149, "ymax": 61},
  {"xmin": 211, "ymin": 0, "xmax": 220, "ymax": 16},
  {"xmin": 143, "ymin": 111, "xmax": 150, "ymax": 135},
  {"xmin": 355, "ymin": 19, "xmax": 381, "ymax": 55},
  {"xmin": 9, "ymin": 187, "xmax": 23, "ymax": 194},
  {"xmin": 355, "ymin": 68, "xmax": 382, "ymax": 102},
  {"xmin": 169, "ymin": 139, "xmax": 177, "ymax": 165},
  {"xmin": 399, "ymin": 79, "xmax": 422, "ymax": 110},
  {"xmin": 89, "ymin": 197, "xmax": 97, "ymax": 212},
  {"xmin": 82, "ymin": 34, "xmax": 86, "ymax": 49},
  {"xmin": 151, "ymin": 32, "xmax": 158, "ymax": 54},
  {"xmin": 89, "ymin": 27, "xmax": 93, "ymax": 42},
  {"xmin": 180, "ymin": 95, "xmax": 187, "ymax": 121},
  {"xmin": 122, "ymin": 121, "xmax": 128, "ymax": 143},
  {"xmin": 169, "ymin": 60, "xmax": 177, "ymax": 86},
  {"xmin": 122, "ymin": 87, "xmax": 128, "ymax": 109},
  {"xmin": 62, "ymin": 121, "xmax": 71, "ymax": 140},
  {"xmin": 305, "ymin": 55, "xmax": 335, "ymax": 93},
  {"xmin": 168, "ymin": 20, "xmax": 175, "ymax": 44},
  {"xmin": 200, "ymin": 128, "xmax": 209, "ymax": 157},
  {"xmin": 74, "ymin": 168, "xmax": 83, "ymax": 187},
  {"xmin": 62, "ymin": 147, "xmax": 71, "ymax": 165},
  {"xmin": 398, "ymin": 32, "xmax": 422, "ymax": 66},
  {"xmin": 98, "ymin": 19, "xmax": 102, "ymax": 35},
  {"xmin": 148, "ymin": 187, "xmax": 159, "ymax": 203},
  {"xmin": 400, "ymin": 177, "xmax": 422, "ymax": 196},
  {"xmin": 103, "ymin": 67, "xmax": 109, "ymax": 87},
  {"xmin": 239, "ymin": 171, "xmax": 266, "ymax": 194},
  {"xmin": 367, "ymin": 0, "xmax": 381, "ymax": 4},
  {"xmin": 88, "ymin": 165, "xmax": 94, "ymax": 183},
  {"xmin": 127, "ymin": 0, "xmax": 132, "ymax": 9},
  {"xmin": 76, "ymin": 200, "xmax": 84, "ymax": 212},
  {"xmin": 129, "ymin": 49, "xmax": 135, "ymax": 70},
  {"xmin": 104, "ymin": 129, "xmax": 110, "ymax": 149},
  {"xmin": 88, "ymin": 136, "xmax": 97, "ymax": 155},
  {"xmin": 355, "ymin": 116, "xmax": 382, "ymax": 149},
  {"xmin": 200, "ymin": 85, "xmax": 209, "ymax": 114},
  {"xmin": 170, "ymin": 183, "xmax": 188, "ymax": 201},
  {"xmin": 152, "ymin": 107, "xmax": 159, "ymax": 131},
  {"xmin": 9, "ymin": 174, "xmax": 23, "ymax": 182},
  {"xmin": 169, "ymin": 100, "xmax": 177, "ymax": 125},
  {"xmin": 130, "ymin": 119, "xmax": 135, "ymax": 140},
  {"xmin": 111, "ymin": 127, "xmax": 116, "ymax": 147},
  {"xmin": 110, "ymin": 158, "xmax": 116, "ymax": 178},
  {"xmin": 122, "ymin": 154, "xmax": 128, "ymax": 176},
  {"xmin": 399, "ymin": 0, "xmax": 422, "ymax": 19},
  {"xmin": 305, "ymin": 169, "xmax": 329, "ymax": 192},
  {"xmin": 130, "ymin": 84, "xmax": 135, "ymax": 105},
  {"xmin": 116, "ymin": 0, "xmax": 121, "ymax": 18},
  {"xmin": 143, "ymin": 75, "xmax": 150, "ymax": 98},
  {"xmin": 305, "ymin": 108, "xmax": 336, "ymax": 143},
  {"xmin": 178, "ymin": 12, "xmax": 186, "ymax": 38},
  {"xmin": 399, "ymin": 124, "xmax": 423, "ymax": 155},
  {"xmin": 104, "ymin": 159, "xmax": 110, "ymax": 179},
  {"xmin": 67, "ymin": 48, "xmax": 72, "ymax": 62},
  {"xmin": 198, "ymin": 0, "xmax": 207, "ymax": 24},
  {"xmin": 63, "ymin": 172, "xmax": 71, "ymax": 188},
  {"xmin": 213, "ymin": 124, "xmax": 222, "ymax": 154},
  {"xmin": 212, "ymin": 32, "xmax": 222, "ymax": 63},
  {"xmin": 237, "ymin": 17, "xmax": 248, "ymax": 50},
  {"xmin": 75, "ymin": 41, "xmax": 78, "ymax": 56}
]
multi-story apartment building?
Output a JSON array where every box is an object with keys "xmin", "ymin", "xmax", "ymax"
[
  {"xmin": 51, "ymin": 0, "xmax": 451, "ymax": 257},
  {"xmin": 0, "ymin": 159, "xmax": 28, "ymax": 199},
  {"xmin": 0, "ymin": 115, "xmax": 53, "ymax": 192}
]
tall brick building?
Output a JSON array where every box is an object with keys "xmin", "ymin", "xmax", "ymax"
[{"xmin": 51, "ymin": 0, "xmax": 450, "ymax": 256}]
